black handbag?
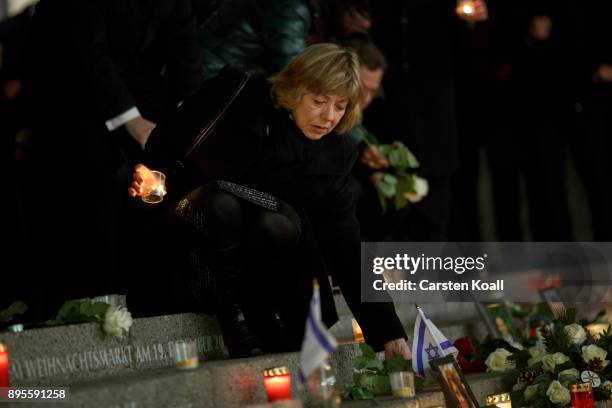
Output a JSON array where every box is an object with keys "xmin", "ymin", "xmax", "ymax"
[{"xmin": 144, "ymin": 68, "xmax": 254, "ymax": 183}]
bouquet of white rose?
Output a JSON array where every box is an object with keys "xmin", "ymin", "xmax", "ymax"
[
  {"xmin": 484, "ymin": 308, "xmax": 612, "ymax": 407},
  {"xmin": 49, "ymin": 299, "xmax": 133, "ymax": 339}
]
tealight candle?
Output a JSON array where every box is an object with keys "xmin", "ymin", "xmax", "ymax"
[
  {"xmin": 173, "ymin": 340, "xmax": 199, "ymax": 370},
  {"xmin": 486, "ymin": 392, "xmax": 512, "ymax": 408},
  {"xmin": 264, "ymin": 366, "xmax": 291, "ymax": 402}
]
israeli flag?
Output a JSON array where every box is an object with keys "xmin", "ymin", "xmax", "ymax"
[
  {"xmin": 412, "ymin": 305, "xmax": 458, "ymax": 376},
  {"xmin": 299, "ymin": 280, "xmax": 338, "ymax": 383}
]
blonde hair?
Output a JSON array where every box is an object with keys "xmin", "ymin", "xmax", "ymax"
[{"xmin": 270, "ymin": 43, "xmax": 363, "ymax": 134}]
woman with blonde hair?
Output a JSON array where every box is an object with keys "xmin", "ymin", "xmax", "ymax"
[{"xmin": 130, "ymin": 43, "xmax": 410, "ymax": 360}]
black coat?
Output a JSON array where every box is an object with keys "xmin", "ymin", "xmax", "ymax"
[
  {"xmin": 148, "ymin": 70, "xmax": 407, "ymax": 350},
  {"xmin": 369, "ymin": 0, "xmax": 459, "ymax": 179}
]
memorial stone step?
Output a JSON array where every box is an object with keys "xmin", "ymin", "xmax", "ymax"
[
  {"xmin": 3, "ymin": 343, "xmax": 448, "ymax": 408},
  {"xmin": 1, "ymin": 313, "xmax": 226, "ymax": 386}
]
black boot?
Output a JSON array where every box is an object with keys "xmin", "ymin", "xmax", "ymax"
[
  {"xmin": 208, "ymin": 245, "xmax": 263, "ymax": 358},
  {"xmin": 247, "ymin": 262, "xmax": 303, "ymax": 353}
]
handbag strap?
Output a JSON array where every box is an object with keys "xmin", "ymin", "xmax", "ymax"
[{"xmin": 184, "ymin": 72, "xmax": 250, "ymax": 159}]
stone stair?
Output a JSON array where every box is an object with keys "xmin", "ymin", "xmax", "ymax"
[{"xmin": 0, "ymin": 302, "xmax": 514, "ymax": 407}]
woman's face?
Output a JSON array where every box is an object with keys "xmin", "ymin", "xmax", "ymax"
[{"xmin": 292, "ymin": 93, "xmax": 347, "ymax": 140}]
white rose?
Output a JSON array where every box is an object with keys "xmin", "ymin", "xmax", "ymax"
[
  {"xmin": 582, "ymin": 344, "xmax": 610, "ymax": 367},
  {"xmin": 103, "ymin": 305, "xmax": 133, "ymax": 339},
  {"xmin": 524, "ymin": 384, "xmax": 539, "ymax": 401},
  {"xmin": 601, "ymin": 380, "xmax": 612, "ymax": 396},
  {"xmin": 403, "ymin": 176, "xmax": 429, "ymax": 203},
  {"xmin": 564, "ymin": 324, "xmax": 587, "ymax": 345},
  {"xmin": 542, "ymin": 353, "xmax": 570, "ymax": 372},
  {"xmin": 546, "ymin": 380, "xmax": 571, "ymax": 406},
  {"xmin": 558, "ymin": 368, "xmax": 580, "ymax": 386},
  {"xmin": 527, "ymin": 344, "xmax": 546, "ymax": 366},
  {"xmin": 485, "ymin": 348, "xmax": 515, "ymax": 372}
]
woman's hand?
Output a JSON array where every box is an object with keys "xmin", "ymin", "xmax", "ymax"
[
  {"xmin": 128, "ymin": 163, "xmax": 153, "ymax": 197},
  {"xmin": 384, "ymin": 338, "xmax": 412, "ymax": 361}
]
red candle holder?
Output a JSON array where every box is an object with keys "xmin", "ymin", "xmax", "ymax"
[
  {"xmin": 0, "ymin": 341, "xmax": 9, "ymax": 387},
  {"xmin": 264, "ymin": 366, "xmax": 291, "ymax": 402},
  {"xmin": 570, "ymin": 383, "xmax": 594, "ymax": 408}
]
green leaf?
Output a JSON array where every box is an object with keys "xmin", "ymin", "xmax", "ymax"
[
  {"xmin": 377, "ymin": 176, "xmax": 396, "ymax": 198},
  {"xmin": 385, "ymin": 142, "xmax": 419, "ymax": 170},
  {"xmin": 372, "ymin": 375, "xmax": 392, "ymax": 395},
  {"xmin": 394, "ymin": 188, "xmax": 408, "ymax": 210},
  {"xmin": 0, "ymin": 301, "xmax": 28, "ymax": 323},
  {"xmin": 349, "ymin": 387, "xmax": 367, "ymax": 400},
  {"xmin": 385, "ymin": 355, "xmax": 411, "ymax": 373},
  {"xmin": 354, "ymin": 356, "xmax": 368, "ymax": 370},
  {"xmin": 365, "ymin": 358, "xmax": 384, "ymax": 371},
  {"xmin": 359, "ymin": 343, "xmax": 376, "ymax": 359},
  {"xmin": 56, "ymin": 300, "xmax": 109, "ymax": 324},
  {"xmin": 357, "ymin": 373, "xmax": 375, "ymax": 388},
  {"xmin": 379, "ymin": 145, "xmax": 391, "ymax": 156},
  {"xmin": 377, "ymin": 190, "xmax": 388, "ymax": 213},
  {"xmin": 364, "ymin": 131, "xmax": 380, "ymax": 145}
]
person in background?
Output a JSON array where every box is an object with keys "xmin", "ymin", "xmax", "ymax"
[
  {"xmin": 21, "ymin": 0, "xmax": 203, "ymax": 318},
  {"xmin": 197, "ymin": 0, "xmax": 317, "ymax": 80}
]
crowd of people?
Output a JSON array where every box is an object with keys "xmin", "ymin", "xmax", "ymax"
[{"xmin": 0, "ymin": 0, "xmax": 610, "ymax": 357}]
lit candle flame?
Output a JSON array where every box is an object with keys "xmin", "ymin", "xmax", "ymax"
[{"xmin": 462, "ymin": 3, "xmax": 474, "ymax": 15}]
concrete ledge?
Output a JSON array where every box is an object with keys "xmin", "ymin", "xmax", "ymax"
[
  {"xmin": 2, "ymin": 344, "xmax": 445, "ymax": 408},
  {"xmin": 1, "ymin": 313, "xmax": 226, "ymax": 385}
]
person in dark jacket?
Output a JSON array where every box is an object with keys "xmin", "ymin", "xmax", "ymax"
[
  {"xmin": 21, "ymin": 0, "xmax": 203, "ymax": 316},
  {"xmin": 131, "ymin": 44, "xmax": 410, "ymax": 359},
  {"xmin": 198, "ymin": 0, "xmax": 315, "ymax": 79}
]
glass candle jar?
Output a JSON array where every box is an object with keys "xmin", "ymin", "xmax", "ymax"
[{"xmin": 570, "ymin": 383, "xmax": 594, "ymax": 408}]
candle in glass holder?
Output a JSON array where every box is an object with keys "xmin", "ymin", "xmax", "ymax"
[
  {"xmin": 0, "ymin": 341, "xmax": 9, "ymax": 387},
  {"xmin": 486, "ymin": 392, "xmax": 512, "ymax": 408},
  {"xmin": 173, "ymin": 340, "xmax": 199, "ymax": 369},
  {"xmin": 141, "ymin": 170, "xmax": 167, "ymax": 204},
  {"xmin": 456, "ymin": 0, "xmax": 475, "ymax": 17},
  {"xmin": 389, "ymin": 371, "xmax": 415, "ymax": 398},
  {"xmin": 264, "ymin": 366, "xmax": 291, "ymax": 402},
  {"xmin": 570, "ymin": 383, "xmax": 594, "ymax": 408}
]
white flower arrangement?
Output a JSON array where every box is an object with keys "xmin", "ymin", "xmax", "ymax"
[{"xmin": 51, "ymin": 299, "xmax": 133, "ymax": 339}]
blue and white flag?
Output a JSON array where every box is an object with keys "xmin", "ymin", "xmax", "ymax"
[
  {"xmin": 299, "ymin": 280, "xmax": 338, "ymax": 383},
  {"xmin": 412, "ymin": 305, "xmax": 458, "ymax": 376}
]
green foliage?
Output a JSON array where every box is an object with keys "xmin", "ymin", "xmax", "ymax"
[
  {"xmin": 379, "ymin": 142, "xmax": 419, "ymax": 170},
  {"xmin": 557, "ymin": 308, "xmax": 577, "ymax": 326},
  {"xmin": 54, "ymin": 299, "xmax": 110, "ymax": 325},
  {"xmin": 0, "ymin": 301, "xmax": 28, "ymax": 323},
  {"xmin": 508, "ymin": 348, "xmax": 531, "ymax": 368},
  {"xmin": 544, "ymin": 320, "xmax": 572, "ymax": 355},
  {"xmin": 370, "ymin": 138, "xmax": 425, "ymax": 214},
  {"xmin": 344, "ymin": 343, "xmax": 419, "ymax": 400}
]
